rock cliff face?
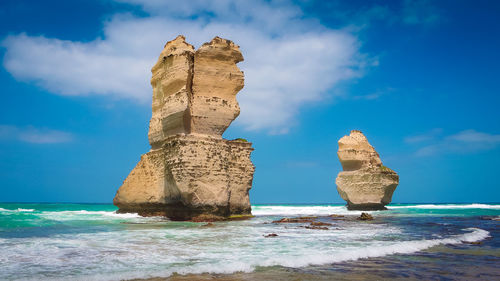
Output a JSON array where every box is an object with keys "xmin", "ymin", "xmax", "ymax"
[
  {"xmin": 114, "ymin": 36, "xmax": 255, "ymax": 220},
  {"xmin": 335, "ymin": 130, "xmax": 399, "ymax": 210}
]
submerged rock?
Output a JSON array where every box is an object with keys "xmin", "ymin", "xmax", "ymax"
[
  {"xmin": 272, "ymin": 217, "xmax": 315, "ymax": 223},
  {"xmin": 114, "ymin": 36, "xmax": 255, "ymax": 220},
  {"xmin": 329, "ymin": 214, "xmax": 345, "ymax": 220},
  {"xmin": 310, "ymin": 221, "xmax": 332, "ymax": 226},
  {"xmin": 463, "ymin": 241, "xmax": 482, "ymax": 245},
  {"xmin": 358, "ymin": 212, "xmax": 374, "ymax": 221},
  {"xmin": 305, "ymin": 226, "xmax": 329, "ymax": 230},
  {"xmin": 335, "ymin": 130, "xmax": 399, "ymax": 211},
  {"xmin": 190, "ymin": 214, "xmax": 227, "ymax": 222}
]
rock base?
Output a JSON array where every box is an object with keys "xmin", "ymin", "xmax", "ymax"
[
  {"xmin": 347, "ymin": 203, "xmax": 387, "ymax": 211},
  {"xmin": 336, "ymin": 170, "xmax": 398, "ymax": 210},
  {"xmin": 114, "ymin": 134, "xmax": 254, "ymax": 220}
]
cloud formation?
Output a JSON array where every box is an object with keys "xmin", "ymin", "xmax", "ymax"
[
  {"xmin": 0, "ymin": 125, "xmax": 73, "ymax": 144},
  {"xmin": 406, "ymin": 129, "xmax": 500, "ymax": 156},
  {"xmin": 1, "ymin": 0, "xmax": 368, "ymax": 133}
]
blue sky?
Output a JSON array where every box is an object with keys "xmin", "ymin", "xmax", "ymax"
[{"xmin": 1, "ymin": 0, "xmax": 499, "ymax": 204}]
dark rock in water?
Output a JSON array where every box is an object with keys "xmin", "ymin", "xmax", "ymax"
[
  {"xmin": 358, "ymin": 212, "xmax": 374, "ymax": 221},
  {"xmin": 310, "ymin": 221, "xmax": 332, "ymax": 226},
  {"xmin": 329, "ymin": 214, "xmax": 345, "ymax": 218},
  {"xmin": 200, "ymin": 222, "xmax": 215, "ymax": 228},
  {"xmin": 347, "ymin": 203, "xmax": 388, "ymax": 211},
  {"xmin": 264, "ymin": 233, "xmax": 278, "ymax": 238},
  {"xmin": 227, "ymin": 214, "xmax": 255, "ymax": 221},
  {"xmin": 480, "ymin": 216, "xmax": 500, "ymax": 221},
  {"xmin": 296, "ymin": 216, "xmax": 318, "ymax": 220},
  {"xmin": 329, "ymin": 214, "xmax": 346, "ymax": 220},
  {"xmin": 190, "ymin": 214, "xmax": 226, "ymax": 222},
  {"xmin": 272, "ymin": 217, "xmax": 314, "ymax": 223},
  {"xmin": 305, "ymin": 226, "xmax": 329, "ymax": 230}
]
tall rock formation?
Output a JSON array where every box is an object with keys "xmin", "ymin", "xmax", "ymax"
[
  {"xmin": 335, "ymin": 130, "xmax": 399, "ymax": 210},
  {"xmin": 114, "ymin": 36, "xmax": 255, "ymax": 220}
]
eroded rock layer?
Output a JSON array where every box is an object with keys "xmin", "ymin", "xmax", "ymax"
[
  {"xmin": 191, "ymin": 37, "xmax": 244, "ymax": 136},
  {"xmin": 335, "ymin": 130, "xmax": 399, "ymax": 210},
  {"xmin": 148, "ymin": 36, "xmax": 195, "ymax": 149},
  {"xmin": 114, "ymin": 135, "xmax": 254, "ymax": 220},
  {"xmin": 114, "ymin": 36, "xmax": 254, "ymax": 220}
]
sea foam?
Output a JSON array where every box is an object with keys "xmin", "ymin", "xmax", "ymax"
[
  {"xmin": 387, "ymin": 204, "xmax": 500, "ymax": 210},
  {"xmin": 35, "ymin": 210, "xmax": 142, "ymax": 221},
  {"xmin": 0, "ymin": 216, "xmax": 489, "ymax": 281},
  {"xmin": 0, "ymin": 207, "xmax": 35, "ymax": 212},
  {"xmin": 32, "ymin": 228, "xmax": 490, "ymax": 281},
  {"xmin": 251, "ymin": 203, "xmax": 500, "ymax": 217},
  {"xmin": 252, "ymin": 205, "xmax": 356, "ymax": 216}
]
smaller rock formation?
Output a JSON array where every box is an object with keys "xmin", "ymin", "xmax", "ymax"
[
  {"xmin": 329, "ymin": 214, "xmax": 345, "ymax": 219},
  {"xmin": 335, "ymin": 130, "xmax": 399, "ymax": 210},
  {"xmin": 305, "ymin": 225, "xmax": 329, "ymax": 230},
  {"xmin": 358, "ymin": 212, "xmax": 374, "ymax": 220},
  {"xmin": 272, "ymin": 217, "xmax": 315, "ymax": 223},
  {"xmin": 310, "ymin": 221, "xmax": 332, "ymax": 226}
]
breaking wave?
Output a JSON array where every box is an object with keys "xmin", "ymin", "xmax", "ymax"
[
  {"xmin": 0, "ymin": 207, "xmax": 35, "ymax": 212},
  {"xmin": 252, "ymin": 205, "xmax": 352, "ymax": 216},
  {"xmin": 36, "ymin": 210, "xmax": 142, "ymax": 220},
  {"xmin": 387, "ymin": 204, "xmax": 500, "ymax": 210},
  {"xmin": 19, "ymin": 227, "xmax": 488, "ymax": 281},
  {"xmin": 251, "ymin": 203, "xmax": 500, "ymax": 216}
]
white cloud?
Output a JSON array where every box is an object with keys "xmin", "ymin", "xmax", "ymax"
[
  {"xmin": 448, "ymin": 130, "xmax": 500, "ymax": 144},
  {"xmin": 407, "ymin": 129, "xmax": 500, "ymax": 156},
  {"xmin": 2, "ymin": 32, "xmax": 151, "ymax": 99},
  {"xmin": 0, "ymin": 125, "xmax": 73, "ymax": 144},
  {"xmin": 1, "ymin": 0, "xmax": 369, "ymax": 133}
]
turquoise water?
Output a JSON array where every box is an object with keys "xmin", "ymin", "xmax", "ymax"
[{"xmin": 0, "ymin": 203, "xmax": 499, "ymax": 280}]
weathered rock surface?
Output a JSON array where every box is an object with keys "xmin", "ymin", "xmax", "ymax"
[
  {"xmin": 148, "ymin": 36, "xmax": 244, "ymax": 149},
  {"xmin": 114, "ymin": 36, "xmax": 254, "ymax": 220},
  {"xmin": 148, "ymin": 36, "xmax": 195, "ymax": 149},
  {"xmin": 335, "ymin": 130, "xmax": 399, "ymax": 210},
  {"xmin": 191, "ymin": 37, "xmax": 244, "ymax": 137}
]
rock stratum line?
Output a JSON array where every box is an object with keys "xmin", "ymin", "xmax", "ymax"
[{"xmin": 114, "ymin": 36, "xmax": 255, "ymax": 220}]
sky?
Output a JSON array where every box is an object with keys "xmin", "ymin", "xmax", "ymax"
[{"xmin": 0, "ymin": 0, "xmax": 499, "ymax": 204}]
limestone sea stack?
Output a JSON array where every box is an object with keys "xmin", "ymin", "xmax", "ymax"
[
  {"xmin": 335, "ymin": 130, "xmax": 399, "ymax": 210},
  {"xmin": 113, "ymin": 36, "xmax": 255, "ymax": 220}
]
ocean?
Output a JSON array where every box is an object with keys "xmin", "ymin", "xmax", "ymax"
[{"xmin": 0, "ymin": 203, "xmax": 499, "ymax": 280}]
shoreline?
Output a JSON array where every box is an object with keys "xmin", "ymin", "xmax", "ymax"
[
  {"xmin": 1, "ymin": 203, "xmax": 498, "ymax": 281},
  {"xmin": 128, "ymin": 246, "xmax": 500, "ymax": 281}
]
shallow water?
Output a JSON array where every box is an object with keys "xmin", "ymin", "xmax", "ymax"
[{"xmin": 0, "ymin": 203, "xmax": 499, "ymax": 280}]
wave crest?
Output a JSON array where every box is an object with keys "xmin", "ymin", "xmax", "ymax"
[{"xmin": 77, "ymin": 228, "xmax": 490, "ymax": 281}]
